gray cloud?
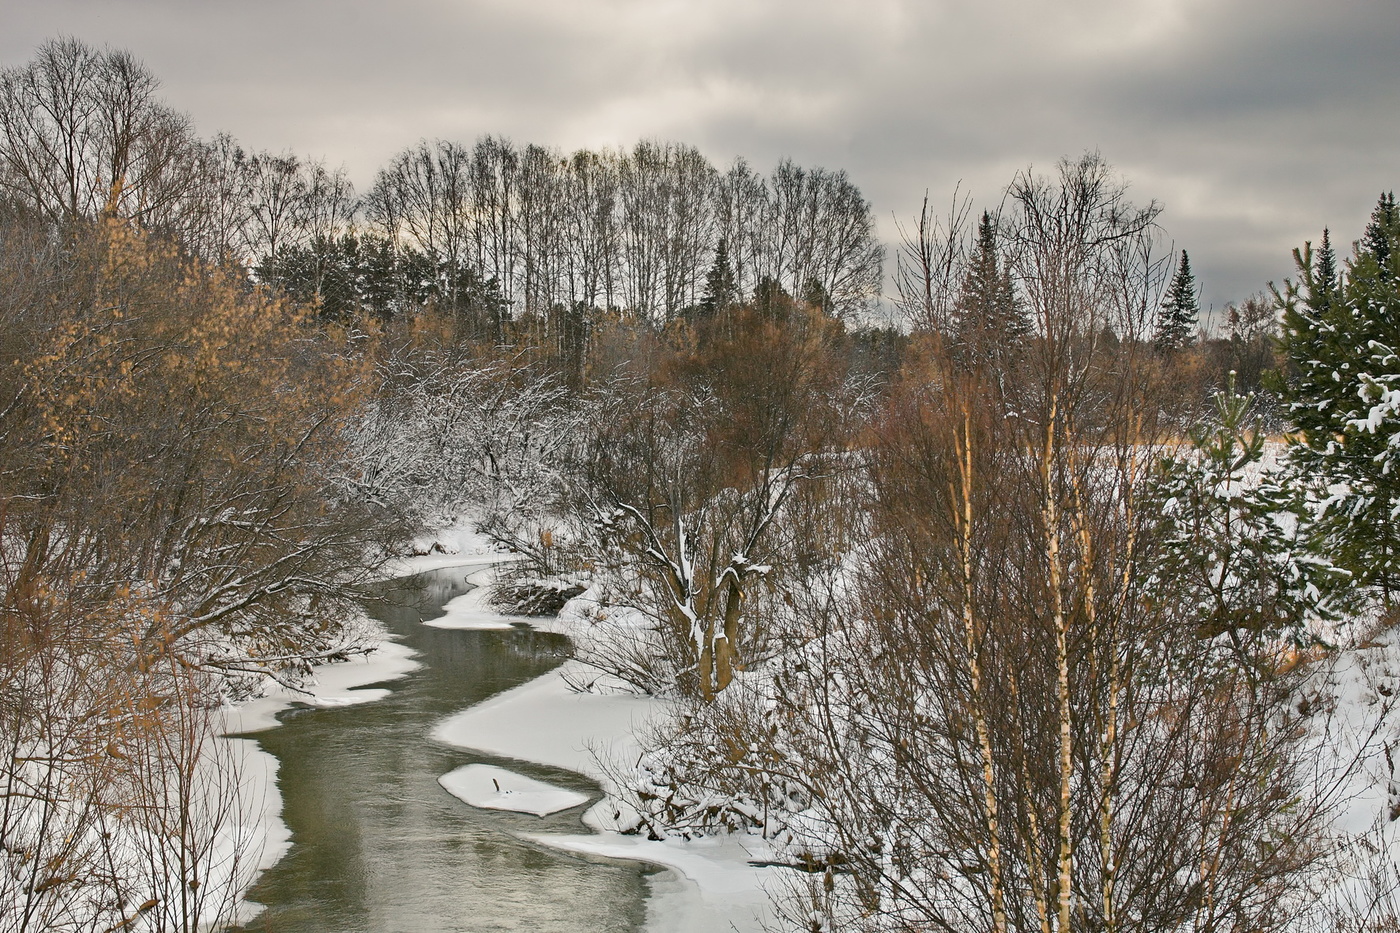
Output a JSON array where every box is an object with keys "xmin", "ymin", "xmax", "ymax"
[{"xmin": 4, "ymin": 0, "xmax": 1397, "ymax": 313}]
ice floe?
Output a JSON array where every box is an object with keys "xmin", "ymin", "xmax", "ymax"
[{"xmin": 439, "ymin": 763, "xmax": 590, "ymax": 816}]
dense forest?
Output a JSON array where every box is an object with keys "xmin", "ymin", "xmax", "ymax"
[{"xmin": 4, "ymin": 36, "xmax": 1400, "ymax": 933}]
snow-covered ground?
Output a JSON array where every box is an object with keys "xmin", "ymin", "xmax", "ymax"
[
  {"xmin": 421, "ymin": 563, "xmax": 541, "ymax": 630},
  {"xmin": 379, "ymin": 516, "xmax": 515, "ymax": 579}
]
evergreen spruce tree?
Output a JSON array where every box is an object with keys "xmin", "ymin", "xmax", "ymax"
[
  {"xmin": 1362, "ymin": 191, "xmax": 1397, "ymax": 274},
  {"xmin": 1316, "ymin": 227, "xmax": 1338, "ymax": 309},
  {"xmin": 1277, "ymin": 194, "xmax": 1400, "ymax": 600},
  {"xmin": 953, "ymin": 211, "xmax": 1026, "ymax": 366},
  {"xmin": 1156, "ymin": 250, "xmax": 1200, "ymax": 352},
  {"xmin": 800, "ymin": 278, "xmax": 834, "ymax": 316},
  {"xmin": 1144, "ymin": 376, "xmax": 1348, "ymax": 646},
  {"xmin": 698, "ymin": 238, "xmax": 738, "ymax": 319}
]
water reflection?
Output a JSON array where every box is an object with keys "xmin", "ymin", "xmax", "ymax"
[{"xmin": 233, "ymin": 567, "xmax": 648, "ymax": 933}]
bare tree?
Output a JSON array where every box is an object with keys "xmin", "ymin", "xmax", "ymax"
[
  {"xmin": 562, "ymin": 147, "xmax": 620, "ymax": 311},
  {"xmin": 893, "ymin": 186, "xmax": 975, "ymax": 333},
  {"xmin": 242, "ymin": 150, "xmax": 307, "ymax": 263},
  {"xmin": 763, "ymin": 159, "xmax": 884, "ymax": 317},
  {"xmin": 469, "ymin": 135, "xmax": 520, "ymax": 317},
  {"xmin": 576, "ymin": 304, "xmax": 855, "ymax": 699},
  {"xmin": 0, "ymin": 38, "xmax": 203, "ymax": 236},
  {"xmin": 716, "ymin": 157, "xmax": 768, "ymax": 303}
]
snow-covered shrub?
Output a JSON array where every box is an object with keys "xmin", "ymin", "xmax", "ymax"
[
  {"xmin": 488, "ymin": 571, "xmax": 588, "ymax": 616},
  {"xmin": 1142, "ymin": 378, "xmax": 1353, "ymax": 650},
  {"xmin": 345, "ymin": 350, "xmax": 592, "ymax": 577},
  {"xmin": 607, "ymin": 660, "xmax": 822, "ymax": 844},
  {"xmin": 559, "ymin": 587, "xmax": 684, "ymax": 697}
]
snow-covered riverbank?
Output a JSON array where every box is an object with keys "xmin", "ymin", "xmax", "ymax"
[
  {"xmin": 224, "ymin": 519, "xmax": 1400, "ymax": 933},
  {"xmin": 431, "ymin": 650, "xmax": 775, "ymax": 933},
  {"xmin": 227, "ymin": 523, "xmax": 775, "ymax": 933},
  {"xmin": 416, "ymin": 543, "xmax": 778, "ymax": 933}
]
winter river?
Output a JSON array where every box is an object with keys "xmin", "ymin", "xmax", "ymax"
[{"xmin": 231, "ymin": 566, "xmax": 650, "ymax": 933}]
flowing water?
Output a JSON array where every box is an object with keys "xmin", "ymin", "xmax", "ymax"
[{"xmin": 232, "ymin": 567, "xmax": 649, "ymax": 933}]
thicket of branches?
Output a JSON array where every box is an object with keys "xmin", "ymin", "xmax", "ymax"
[
  {"xmin": 573, "ymin": 156, "xmax": 1394, "ymax": 933},
  {"xmin": 0, "ymin": 204, "xmax": 402, "ymax": 929}
]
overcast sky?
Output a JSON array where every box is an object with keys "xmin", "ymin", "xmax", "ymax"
[{"xmin": 3, "ymin": 0, "xmax": 1397, "ymax": 318}]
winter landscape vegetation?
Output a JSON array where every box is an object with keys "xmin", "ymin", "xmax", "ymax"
[{"xmin": 6, "ymin": 30, "xmax": 1400, "ymax": 933}]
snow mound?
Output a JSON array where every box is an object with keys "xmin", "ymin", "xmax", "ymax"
[
  {"xmin": 438, "ymin": 764, "xmax": 590, "ymax": 816},
  {"xmin": 302, "ymin": 690, "xmax": 392, "ymax": 707},
  {"xmin": 431, "ymin": 660, "xmax": 659, "ymax": 780}
]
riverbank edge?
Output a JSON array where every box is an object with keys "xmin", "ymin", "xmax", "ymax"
[
  {"xmin": 224, "ymin": 534, "xmax": 775, "ymax": 933},
  {"xmin": 424, "ymin": 558, "xmax": 776, "ymax": 933}
]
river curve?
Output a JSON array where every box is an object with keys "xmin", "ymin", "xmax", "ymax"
[{"xmin": 231, "ymin": 566, "xmax": 650, "ymax": 933}]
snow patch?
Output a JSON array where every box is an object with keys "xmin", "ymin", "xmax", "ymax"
[
  {"xmin": 432, "ymin": 659, "xmax": 656, "ymax": 780},
  {"xmin": 421, "ymin": 565, "xmax": 525, "ymax": 630},
  {"xmin": 438, "ymin": 764, "xmax": 590, "ymax": 816},
  {"xmin": 529, "ymin": 834, "xmax": 776, "ymax": 933}
]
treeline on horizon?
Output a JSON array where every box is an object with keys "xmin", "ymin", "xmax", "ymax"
[
  {"xmin": 0, "ymin": 36, "xmax": 1281, "ymax": 403},
  {"xmin": 0, "ymin": 38, "xmax": 883, "ymax": 325}
]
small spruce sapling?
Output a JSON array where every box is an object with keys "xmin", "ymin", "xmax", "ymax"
[{"xmin": 1146, "ymin": 375, "xmax": 1349, "ymax": 650}]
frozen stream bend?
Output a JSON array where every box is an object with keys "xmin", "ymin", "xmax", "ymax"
[
  {"xmin": 225, "ymin": 563, "xmax": 650, "ymax": 933},
  {"xmin": 226, "ymin": 558, "xmax": 774, "ymax": 933}
]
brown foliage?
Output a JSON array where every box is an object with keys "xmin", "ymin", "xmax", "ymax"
[{"xmin": 0, "ymin": 216, "xmax": 392, "ymax": 684}]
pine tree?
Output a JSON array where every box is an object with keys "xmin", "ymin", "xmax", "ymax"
[
  {"xmin": 1316, "ymin": 227, "xmax": 1338, "ymax": 308},
  {"xmin": 1145, "ymin": 376, "xmax": 1348, "ymax": 645},
  {"xmin": 953, "ymin": 211, "xmax": 1026, "ymax": 366},
  {"xmin": 800, "ymin": 278, "xmax": 833, "ymax": 316},
  {"xmin": 1156, "ymin": 250, "xmax": 1200, "ymax": 352},
  {"xmin": 1277, "ymin": 194, "xmax": 1400, "ymax": 600}
]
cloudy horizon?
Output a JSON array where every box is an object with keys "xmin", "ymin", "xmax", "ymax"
[{"xmin": 4, "ymin": 0, "xmax": 1397, "ymax": 320}]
